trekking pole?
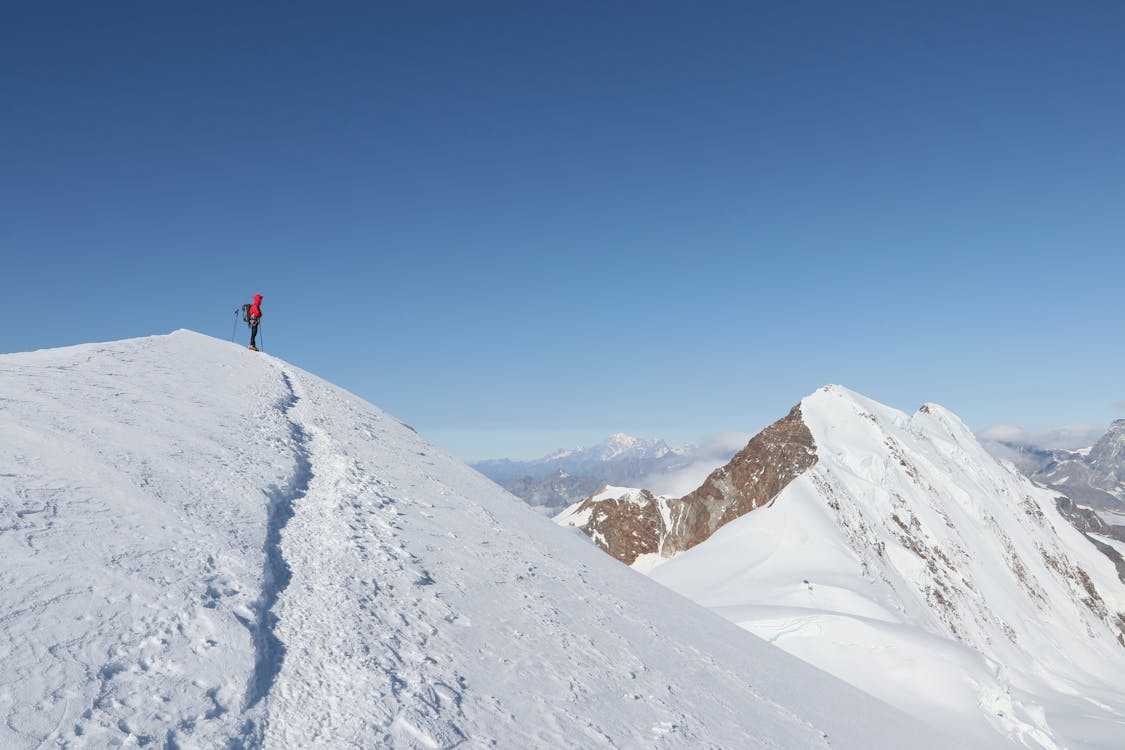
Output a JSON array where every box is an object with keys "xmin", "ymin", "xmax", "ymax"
[
  {"xmin": 232, "ymin": 308, "xmax": 240, "ymax": 342},
  {"xmin": 259, "ymin": 323, "xmax": 264, "ymax": 352}
]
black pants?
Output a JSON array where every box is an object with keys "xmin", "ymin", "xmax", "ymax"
[{"xmin": 249, "ymin": 320, "xmax": 259, "ymax": 348}]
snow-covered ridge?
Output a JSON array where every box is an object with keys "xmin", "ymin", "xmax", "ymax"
[
  {"xmin": 589, "ymin": 484, "xmax": 656, "ymax": 504},
  {"xmin": 0, "ymin": 332, "xmax": 959, "ymax": 750},
  {"xmin": 648, "ymin": 384, "xmax": 1125, "ymax": 749}
]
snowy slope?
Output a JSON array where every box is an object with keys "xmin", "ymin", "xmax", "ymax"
[
  {"xmin": 648, "ymin": 386, "xmax": 1125, "ymax": 750},
  {"xmin": 0, "ymin": 333, "xmax": 965, "ymax": 750}
]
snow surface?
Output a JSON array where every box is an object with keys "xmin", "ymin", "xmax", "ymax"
[
  {"xmin": 649, "ymin": 385, "xmax": 1125, "ymax": 750},
  {"xmin": 0, "ymin": 334, "xmax": 965, "ymax": 749},
  {"xmin": 589, "ymin": 485, "xmax": 650, "ymax": 505},
  {"xmin": 1098, "ymin": 510, "xmax": 1125, "ymax": 527},
  {"xmin": 544, "ymin": 434, "xmax": 673, "ymax": 464}
]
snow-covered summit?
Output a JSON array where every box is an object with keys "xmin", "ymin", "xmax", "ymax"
[
  {"xmin": 560, "ymin": 384, "xmax": 1125, "ymax": 749},
  {"xmin": 0, "ymin": 333, "xmax": 958, "ymax": 750},
  {"xmin": 663, "ymin": 385, "xmax": 1125, "ymax": 748},
  {"xmin": 1086, "ymin": 419, "xmax": 1125, "ymax": 483},
  {"xmin": 542, "ymin": 432, "xmax": 677, "ymax": 463}
]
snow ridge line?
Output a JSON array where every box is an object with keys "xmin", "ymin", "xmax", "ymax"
[{"xmin": 242, "ymin": 371, "xmax": 311, "ymax": 714}]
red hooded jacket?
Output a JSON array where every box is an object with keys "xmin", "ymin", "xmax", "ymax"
[{"xmin": 249, "ymin": 294, "xmax": 263, "ymax": 320}]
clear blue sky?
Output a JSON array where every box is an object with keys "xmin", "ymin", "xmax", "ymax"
[{"xmin": 3, "ymin": 2, "xmax": 1123, "ymax": 460}]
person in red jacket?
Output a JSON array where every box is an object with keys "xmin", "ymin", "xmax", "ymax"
[{"xmin": 248, "ymin": 294, "xmax": 263, "ymax": 351}]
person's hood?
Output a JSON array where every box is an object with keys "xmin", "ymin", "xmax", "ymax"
[{"xmin": 253, "ymin": 294, "xmax": 263, "ymax": 304}]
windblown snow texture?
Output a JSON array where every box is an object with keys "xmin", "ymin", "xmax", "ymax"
[
  {"xmin": 649, "ymin": 386, "xmax": 1125, "ymax": 750},
  {"xmin": 1, "ymin": 332, "xmax": 965, "ymax": 749}
]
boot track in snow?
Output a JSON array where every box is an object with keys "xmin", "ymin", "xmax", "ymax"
[{"xmin": 235, "ymin": 371, "xmax": 312, "ymax": 746}]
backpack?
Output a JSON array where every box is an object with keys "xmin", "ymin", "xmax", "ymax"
[{"xmin": 242, "ymin": 303, "xmax": 252, "ymax": 323}]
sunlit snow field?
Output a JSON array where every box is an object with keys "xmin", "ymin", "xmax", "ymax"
[{"xmin": 0, "ymin": 331, "xmax": 967, "ymax": 750}]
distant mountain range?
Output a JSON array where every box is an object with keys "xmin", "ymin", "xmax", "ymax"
[
  {"xmin": 471, "ymin": 433, "xmax": 744, "ymax": 514},
  {"xmin": 983, "ymin": 419, "xmax": 1125, "ymax": 514},
  {"xmin": 474, "ymin": 433, "xmax": 684, "ymax": 482}
]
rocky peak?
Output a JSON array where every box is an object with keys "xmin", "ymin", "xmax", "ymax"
[
  {"xmin": 557, "ymin": 406, "xmax": 818, "ymax": 564},
  {"xmin": 661, "ymin": 405, "xmax": 817, "ymax": 556},
  {"xmin": 1090, "ymin": 420, "xmax": 1125, "ymax": 460},
  {"xmin": 1034, "ymin": 420, "xmax": 1125, "ymax": 509}
]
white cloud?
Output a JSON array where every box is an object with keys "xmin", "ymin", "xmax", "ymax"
[
  {"xmin": 977, "ymin": 423, "xmax": 1105, "ymax": 452},
  {"xmin": 977, "ymin": 425, "xmax": 1027, "ymax": 443},
  {"xmin": 643, "ymin": 431, "xmax": 752, "ymax": 497},
  {"xmin": 693, "ymin": 431, "xmax": 755, "ymax": 457},
  {"xmin": 1115, "ymin": 401, "xmax": 1125, "ymax": 411}
]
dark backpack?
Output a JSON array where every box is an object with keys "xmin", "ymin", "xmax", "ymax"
[{"xmin": 242, "ymin": 303, "xmax": 252, "ymax": 323}]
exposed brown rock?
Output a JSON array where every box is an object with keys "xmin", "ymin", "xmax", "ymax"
[
  {"xmin": 662, "ymin": 405, "xmax": 818, "ymax": 556},
  {"xmin": 562, "ymin": 405, "xmax": 818, "ymax": 564},
  {"xmin": 565, "ymin": 489, "xmax": 665, "ymax": 566}
]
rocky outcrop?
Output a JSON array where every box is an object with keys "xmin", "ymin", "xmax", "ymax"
[
  {"xmin": 1055, "ymin": 496, "xmax": 1125, "ymax": 584},
  {"xmin": 557, "ymin": 405, "xmax": 818, "ymax": 565},
  {"xmin": 662, "ymin": 405, "xmax": 817, "ymax": 556},
  {"xmin": 559, "ymin": 488, "xmax": 667, "ymax": 566}
]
